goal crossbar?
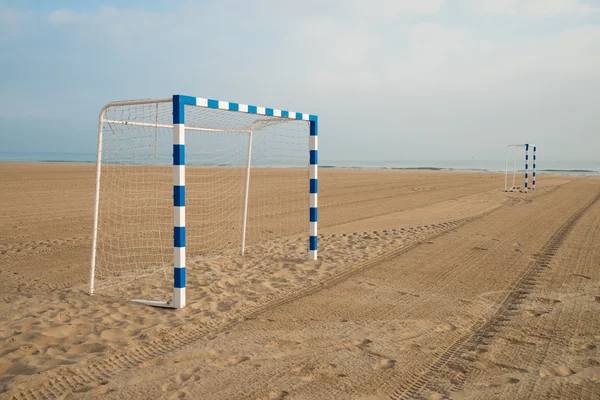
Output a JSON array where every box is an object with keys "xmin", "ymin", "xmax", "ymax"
[
  {"xmin": 101, "ymin": 119, "xmax": 251, "ymax": 133},
  {"xmin": 90, "ymin": 94, "xmax": 319, "ymax": 309}
]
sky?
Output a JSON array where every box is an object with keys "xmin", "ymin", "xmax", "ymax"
[{"xmin": 0, "ymin": 0, "xmax": 599, "ymax": 161}]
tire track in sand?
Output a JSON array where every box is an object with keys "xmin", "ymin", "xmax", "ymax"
[
  {"xmin": 5, "ymin": 201, "xmax": 510, "ymax": 400},
  {"xmin": 144, "ymin": 181, "xmax": 586, "ymax": 400},
  {"xmin": 389, "ymin": 188, "xmax": 600, "ymax": 400}
]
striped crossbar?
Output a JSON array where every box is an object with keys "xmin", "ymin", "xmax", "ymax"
[
  {"xmin": 171, "ymin": 94, "xmax": 318, "ymax": 308},
  {"xmin": 174, "ymin": 95, "xmax": 317, "ymax": 124}
]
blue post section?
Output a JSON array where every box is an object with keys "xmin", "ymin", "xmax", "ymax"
[
  {"xmin": 309, "ymin": 119, "xmax": 318, "ymax": 260},
  {"xmin": 174, "ymin": 185, "xmax": 185, "ymax": 206},
  {"xmin": 174, "ymin": 226, "xmax": 186, "ymax": 247},
  {"xmin": 173, "ymin": 94, "xmax": 195, "ymax": 124},
  {"xmin": 174, "ymin": 265, "xmax": 186, "ymax": 288},
  {"xmin": 310, "ymin": 207, "xmax": 318, "ymax": 222},
  {"xmin": 173, "ymin": 144, "xmax": 185, "ymax": 166}
]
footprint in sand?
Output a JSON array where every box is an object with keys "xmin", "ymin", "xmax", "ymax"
[
  {"xmin": 66, "ymin": 342, "xmax": 106, "ymax": 355},
  {"xmin": 576, "ymin": 343, "xmax": 596, "ymax": 351},
  {"xmin": 48, "ymin": 311, "xmax": 71, "ymax": 323},
  {"xmin": 292, "ymin": 364, "xmax": 313, "ymax": 375},
  {"xmin": 535, "ymin": 297, "xmax": 561, "ymax": 305},
  {"xmin": 427, "ymin": 393, "xmax": 447, "ymax": 400},
  {"xmin": 523, "ymin": 309, "xmax": 548, "ymax": 318},
  {"xmin": 541, "ymin": 367, "xmax": 576, "ymax": 377},
  {"xmin": 264, "ymin": 390, "xmax": 289, "ymax": 400},
  {"xmin": 161, "ymin": 367, "xmax": 202, "ymax": 392},
  {"xmin": 210, "ymin": 355, "xmax": 250, "ymax": 367},
  {"xmin": 343, "ymin": 338, "xmax": 372, "ymax": 348},
  {"xmin": 372, "ymin": 359, "xmax": 396, "ymax": 370},
  {"xmin": 434, "ymin": 323, "xmax": 456, "ymax": 333},
  {"xmin": 553, "ymin": 366, "xmax": 575, "ymax": 377},
  {"xmin": 43, "ymin": 324, "xmax": 78, "ymax": 339},
  {"xmin": 477, "ymin": 376, "xmax": 520, "ymax": 387}
]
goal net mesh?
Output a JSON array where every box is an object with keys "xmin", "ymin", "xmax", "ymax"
[{"xmin": 94, "ymin": 100, "xmax": 309, "ymax": 300}]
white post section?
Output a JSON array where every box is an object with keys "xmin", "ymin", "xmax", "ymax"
[
  {"xmin": 505, "ymin": 145, "xmax": 520, "ymax": 191},
  {"xmin": 309, "ymin": 119, "xmax": 318, "ymax": 261},
  {"xmin": 89, "ymin": 108, "xmax": 107, "ymax": 296},
  {"xmin": 240, "ymin": 131, "xmax": 253, "ymax": 255},
  {"xmin": 504, "ymin": 146, "xmax": 509, "ymax": 192}
]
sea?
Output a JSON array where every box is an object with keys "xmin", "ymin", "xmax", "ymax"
[{"xmin": 0, "ymin": 152, "xmax": 598, "ymax": 176}]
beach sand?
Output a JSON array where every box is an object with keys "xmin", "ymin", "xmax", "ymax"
[{"xmin": 0, "ymin": 162, "xmax": 599, "ymax": 399}]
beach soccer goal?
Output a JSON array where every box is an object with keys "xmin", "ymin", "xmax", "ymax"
[
  {"xmin": 89, "ymin": 95, "xmax": 318, "ymax": 309},
  {"xmin": 505, "ymin": 144, "xmax": 536, "ymax": 192}
]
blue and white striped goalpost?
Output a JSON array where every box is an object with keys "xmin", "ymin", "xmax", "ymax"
[
  {"xmin": 309, "ymin": 119, "xmax": 318, "ymax": 261},
  {"xmin": 532, "ymin": 145, "xmax": 537, "ymax": 190},
  {"xmin": 504, "ymin": 143, "xmax": 537, "ymax": 193},
  {"xmin": 90, "ymin": 95, "xmax": 318, "ymax": 309},
  {"xmin": 172, "ymin": 97, "xmax": 186, "ymax": 308}
]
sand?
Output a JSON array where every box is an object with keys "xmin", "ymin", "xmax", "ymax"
[{"xmin": 0, "ymin": 162, "xmax": 599, "ymax": 399}]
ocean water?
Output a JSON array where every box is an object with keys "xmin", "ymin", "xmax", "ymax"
[
  {"xmin": 0, "ymin": 152, "xmax": 598, "ymax": 176},
  {"xmin": 320, "ymin": 159, "xmax": 600, "ymax": 176},
  {"xmin": 0, "ymin": 151, "xmax": 95, "ymax": 163}
]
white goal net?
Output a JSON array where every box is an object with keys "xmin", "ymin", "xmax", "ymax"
[{"xmin": 91, "ymin": 98, "xmax": 311, "ymax": 303}]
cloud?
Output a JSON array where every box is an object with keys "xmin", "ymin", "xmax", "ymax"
[
  {"xmin": 291, "ymin": 13, "xmax": 600, "ymax": 100},
  {"xmin": 283, "ymin": 13, "xmax": 600, "ymax": 158},
  {"xmin": 1, "ymin": 2, "xmax": 599, "ymax": 159},
  {"xmin": 347, "ymin": 0, "xmax": 446, "ymax": 18},
  {"xmin": 0, "ymin": 8, "xmax": 35, "ymax": 44},
  {"xmin": 47, "ymin": 9, "xmax": 80, "ymax": 25},
  {"xmin": 46, "ymin": 7, "xmax": 168, "ymax": 45},
  {"xmin": 467, "ymin": 0, "xmax": 599, "ymax": 17}
]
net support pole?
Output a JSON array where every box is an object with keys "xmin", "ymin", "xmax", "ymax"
[
  {"xmin": 309, "ymin": 119, "xmax": 318, "ymax": 261},
  {"xmin": 89, "ymin": 109, "xmax": 106, "ymax": 296},
  {"xmin": 532, "ymin": 146, "xmax": 537, "ymax": 189},
  {"xmin": 504, "ymin": 146, "xmax": 509, "ymax": 191},
  {"xmin": 524, "ymin": 143, "xmax": 529, "ymax": 193},
  {"xmin": 512, "ymin": 147, "xmax": 517, "ymax": 188},
  {"xmin": 241, "ymin": 131, "xmax": 253, "ymax": 255},
  {"xmin": 172, "ymin": 95, "xmax": 187, "ymax": 309}
]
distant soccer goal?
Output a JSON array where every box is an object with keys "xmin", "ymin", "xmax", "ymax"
[
  {"xmin": 89, "ymin": 95, "xmax": 319, "ymax": 309},
  {"xmin": 505, "ymin": 144, "xmax": 537, "ymax": 192}
]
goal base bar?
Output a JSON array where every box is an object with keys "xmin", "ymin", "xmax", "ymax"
[
  {"xmin": 505, "ymin": 187, "xmax": 532, "ymax": 193},
  {"xmin": 132, "ymin": 299, "xmax": 176, "ymax": 308}
]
